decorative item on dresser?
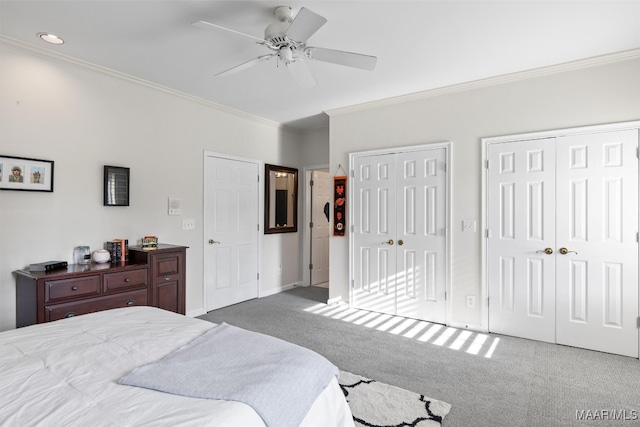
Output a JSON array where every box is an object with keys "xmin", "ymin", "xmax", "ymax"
[{"xmin": 15, "ymin": 244, "xmax": 187, "ymax": 327}]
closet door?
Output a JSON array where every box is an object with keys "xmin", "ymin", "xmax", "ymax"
[
  {"xmin": 352, "ymin": 153, "xmax": 398, "ymax": 316},
  {"xmin": 487, "ymin": 138, "xmax": 557, "ymax": 343},
  {"xmin": 555, "ymin": 130, "xmax": 638, "ymax": 357},
  {"xmin": 352, "ymin": 147, "xmax": 449, "ymax": 323},
  {"xmin": 395, "ymin": 149, "xmax": 448, "ymax": 323}
]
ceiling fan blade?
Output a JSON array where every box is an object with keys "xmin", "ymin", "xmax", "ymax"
[
  {"xmin": 192, "ymin": 20, "xmax": 264, "ymax": 43},
  {"xmin": 287, "ymin": 59, "xmax": 316, "ymax": 88},
  {"xmin": 285, "ymin": 8, "xmax": 327, "ymax": 43},
  {"xmin": 216, "ymin": 54, "xmax": 274, "ymax": 77},
  {"xmin": 307, "ymin": 47, "xmax": 377, "ymax": 71}
]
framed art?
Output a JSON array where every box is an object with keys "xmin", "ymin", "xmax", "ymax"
[
  {"xmin": 104, "ymin": 165, "xmax": 130, "ymax": 206},
  {"xmin": 0, "ymin": 155, "xmax": 54, "ymax": 192}
]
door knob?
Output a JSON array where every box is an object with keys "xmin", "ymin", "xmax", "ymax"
[
  {"xmin": 536, "ymin": 248, "xmax": 553, "ymax": 255},
  {"xmin": 382, "ymin": 239, "xmax": 394, "ymax": 245},
  {"xmin": 398, "ymin": 240, "xmax": 404, "ymax": 246},
  {"xmin": 559, "ymin": 247, "xmax": 578, "ymax": 255},
  {"xmin": 208, "ymin": 239, "xmax": 221, "ymax": 245}
]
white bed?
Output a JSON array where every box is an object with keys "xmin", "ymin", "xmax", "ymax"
[{"xmin": 0, "ymin": 306, "xmax": 354, "ymax": 426}]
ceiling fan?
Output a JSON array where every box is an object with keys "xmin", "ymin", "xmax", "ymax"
[{"xmin": 192, "ymin": 6, "xmax": 377, "ymax": 87}]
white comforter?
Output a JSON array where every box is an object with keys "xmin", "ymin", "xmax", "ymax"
[{"xmin": 0, "ymin": 307, "xmax": 354, "ymax": 427}]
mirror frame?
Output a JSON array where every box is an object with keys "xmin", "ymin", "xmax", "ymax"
[{"xmin": 264, "ymin": 164, "xmax": 298, "ymax": 234}]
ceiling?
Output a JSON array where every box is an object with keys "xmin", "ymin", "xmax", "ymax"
[{"xmin": 1, "ymin": 1, "xmax": 639, "ymax": 130}]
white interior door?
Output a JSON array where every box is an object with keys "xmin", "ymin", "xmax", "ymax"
[
  {"xmin": 352, "ymin": 153, "xmax": 397, "ymax": 316},
  {"xmin": 204, "ymin": 154, "xmax": 259, "ymax": 311},
  {"xmin": 555, "ymin": 130, "xmax": 638, "ymax": 357},
  {"xmin": 395, "ymin": 149, "xmax": 448, "ymax": 323},
  {"xmin": 352, "ymin": 147, "xmax": 449, "ymax": 323},
  {"xmin": 487, "ymin": 127, "xmax": 639, "ymax": 357},
  {"xmin": 311, "ymin": 169, "xmax": 330, "ymax": 285},
  {"xmin": 487, "ymin": 138, "xmax": 557, "ymax": 343}
]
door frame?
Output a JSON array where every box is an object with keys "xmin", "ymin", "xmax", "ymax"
[
  {"xmin": 348, "ymin": 142, "xmax": 452, "ymax": 325},
  {"xmin": 481, "ymin": 120, "xmax": 640, "ymax": 342},
  {"xmin": 203, "ymin": 151, "xmax": 262, "ymax": 310},
  {"xmin": 302, "ymin": 164, "xmax": 330, "ymax": 287}
]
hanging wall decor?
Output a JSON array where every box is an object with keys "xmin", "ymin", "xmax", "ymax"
[
  {"xmin": 0, "ymin": 155, "xmax": 54, "ymax": 192},
  {"xmin": 333, "ymin": 174, "xmax": 347, "ymax": 236}
]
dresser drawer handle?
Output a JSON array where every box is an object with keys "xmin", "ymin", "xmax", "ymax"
[
  {"xmin": 65, "ymin": 312, "xmax": 77, "ymax": 318},
  {"xmin": 124, "ymin": 278, "xmax": 131, "ymax": 283},
  {"xmin": 71, "ymin": 286, "xmax": 78, "ymax": 291},
  {"xmin": 164, "ymin": 276, "xmax": 171, "ymax": 281}
]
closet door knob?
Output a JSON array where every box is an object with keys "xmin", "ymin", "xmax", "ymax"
[
  {"xmin": 536, "ymin": 248, "xmax": 553, "ymax": 255},
  {"xmin": 398, "ymin": 240, "xmax": 404, "ymax": 246},
  {"xmin": 382, "ymin": 239, "xmax": 394, "ymax": 245},
  {"xmin": 559, "ymin": 247, "xmax": 578, "ymax": 255}
]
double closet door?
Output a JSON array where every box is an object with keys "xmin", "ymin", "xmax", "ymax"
[
  {"xmin": 487, "ymin": 128, "xmax": 639, "ymax": 357},
  {"xmin": 351, "ymin": 146, "xmax": 448, "ymax": 324}
]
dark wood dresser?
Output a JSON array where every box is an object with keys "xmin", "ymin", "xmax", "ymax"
[{"xmin": 15, "ymin": 244, "xmax": 187, "ymax": 327}]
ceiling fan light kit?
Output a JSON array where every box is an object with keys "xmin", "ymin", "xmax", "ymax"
[{"xmin": 193, "ymin": 6, "xmax": 377, "ymax": 87}]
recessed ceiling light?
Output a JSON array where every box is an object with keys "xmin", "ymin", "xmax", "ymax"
[{"xmin": 37, "ymin": 33, "xmax": 64, "ymax": 45}]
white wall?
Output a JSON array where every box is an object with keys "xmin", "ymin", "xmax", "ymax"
[
  {"xmin": 0, "ymin": 42, "xmax": 306, "ymax": 330},
  {"xmin": 327, "ymin": 54, "xmax": 640, "ymax": 329}
]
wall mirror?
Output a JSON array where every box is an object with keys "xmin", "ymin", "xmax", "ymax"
[
  {"xmin": 265, "ymin": 164, "xmax": 298, "ymax": 234},
  {"xmin": 103, "ymin": 165, "xmax": 130, "ymax": 206}
]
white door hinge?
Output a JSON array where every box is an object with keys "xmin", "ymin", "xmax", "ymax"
[
  {"xmin": 486, "ymin": 160, "xmax": 490, "ymax": 169},
  {"xmin": 637, "ymin": 317, "xmax": 640, "ymax": 328},
  {"xmin": 486, "ymin": 229, "xmax": 491, "ymax": 238},
  {"xmin": 350, "ymin": 169, "xmax": 355, "ymax": 178},
  {"xmin": 257, "ymin": 273, "xmax": 260, "ymax": 280}
]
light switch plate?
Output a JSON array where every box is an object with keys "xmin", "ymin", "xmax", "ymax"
[
  {"xmin": 168, "ymin": 197, "xmax": 181, "ymax": 216},
  {"xmin": 462, "ymin": 219, "xmax": 477, "ymax": 232},
  {"xmin": 182, "ymin": 219, "xmax": 195, "ymax": 230}
]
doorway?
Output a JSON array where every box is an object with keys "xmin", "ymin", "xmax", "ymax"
[
  {"xmin": 203, "ymin": 152, "xmax": 260, "ymax": 311},
  {"xmin": 485, "ymin": 123, "xmax": 639, "ymax": 357},
  {"xmin": 303, "ymin": 166, "xmax": 331, "ymax": 287}
]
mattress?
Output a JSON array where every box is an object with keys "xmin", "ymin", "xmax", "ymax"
[{"xmin": 0, "ymin": 306, "xmax": 354, "ymax": 426}]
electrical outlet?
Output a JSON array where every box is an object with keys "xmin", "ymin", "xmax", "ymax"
[
  {"xmin": 182, "ymin": 219, "xmax": 195, "ymax": 230},
  {"xmin": 466, "ymin": 295, "xmax": 475, "ymax": 307}
]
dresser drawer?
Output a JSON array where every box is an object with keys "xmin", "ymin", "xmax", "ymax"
[
  {"xmin": 103, "ymin": 268, "xmax": 147, "ymax": 292},
  {"xmin": 45, "ymin": 275, "xmax": 101, "ymax": 303},
  {"xmin": 45, "ymin": 289, "xmax": 147, "ymax": 322}
]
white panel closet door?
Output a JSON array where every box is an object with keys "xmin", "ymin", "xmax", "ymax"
[
  {"xmin": 352, "ymin": 154, "xmax": 397, "ymax": 316},
  {"xmin": 395, "ymin": 149, "xmax": 448, "ymax": 323},
  {"xmin": 352, "ymin": 147, "xmax": 448, "ymax": 323},
  {"xmin": 487, "ymin": 138, "xmax": 557, "ymax": 343},
  {"xmin": 555, "ymin": 130, "xmax": 638, "ymax": 357}
]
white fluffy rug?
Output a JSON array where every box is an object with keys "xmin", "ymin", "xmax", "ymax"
[{"xmin": 338, "ymin": 371, "xmax": 451, "ymax": 427}]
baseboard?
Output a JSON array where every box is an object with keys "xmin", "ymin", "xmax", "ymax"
[
  {"xmin": 259, "ymin": 281, "xmax": 302, "ymax": 298},
  {"xmin": 448, "ymin": 321, "xmax": 486, "ymax": 333},
  {"xmin": 327, "ymin": 295, "xmax": 344, "ymax": 305},
  {"xmin": 186, "ymin": 308, "xmax": 206, "ymax": 318}
]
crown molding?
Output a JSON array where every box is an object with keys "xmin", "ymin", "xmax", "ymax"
[
  {"xmin": 326, "ymin": 49, "xmax": 640, "ymax": 118},
  {"xmin": 0, "ymin": 35, "xmax": 293, "ymax": 131}
]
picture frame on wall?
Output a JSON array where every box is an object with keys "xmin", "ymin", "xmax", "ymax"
[
  {"xmin": 0, "ymin": 155, "xmax": 54, "ymax": 192},
  {"xmin": 103, "ymin": 165, "xmax": 130, "ymax": 206}
]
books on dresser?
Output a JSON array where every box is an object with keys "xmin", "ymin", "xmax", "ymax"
[{"xmin": 29, "ymin": 261, "xmax": 68, "ymax": 272}]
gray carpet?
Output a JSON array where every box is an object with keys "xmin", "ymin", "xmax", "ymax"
[{"xmin": 198, "ymin": 286, "xmax": 640, "ymax": 427}]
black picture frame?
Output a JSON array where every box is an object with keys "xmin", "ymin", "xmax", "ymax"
[
  {"xmin": 0, "ymin": 155, "xmax": 54, "ymax": 192},
  {"xmin": 103, "ymin": 165, "xmax": 130, "ymax": 206}
]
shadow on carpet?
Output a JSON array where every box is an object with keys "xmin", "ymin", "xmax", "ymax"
[{"xmin": 338, "ymin": 371, "xmax": 451, "ymax": 427}]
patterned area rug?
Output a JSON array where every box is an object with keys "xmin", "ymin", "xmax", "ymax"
[{"xmin": 338, "ymin": 371, "xmax": 451, "ymax": 427}]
